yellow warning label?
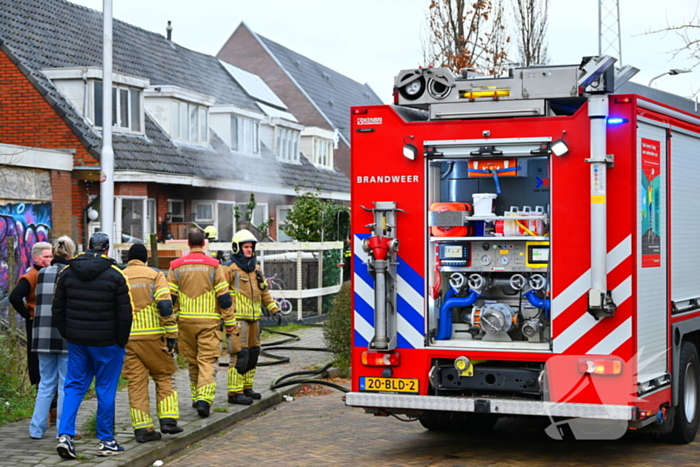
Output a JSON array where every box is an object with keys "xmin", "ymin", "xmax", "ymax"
[{"xmin": 591, "ymin": 195, "xmax": 606, "ymax": 204}]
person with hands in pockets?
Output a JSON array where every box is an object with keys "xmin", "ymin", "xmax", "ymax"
[
  {"xmin": 53, "ymin": 232, "xmax": 133, "ymax": 459},
  {"xmin": 167, "ymin": 228, "xmax": 236, "ymax": 418},
  {"xmin": 224, "ymin": 229, "xmax": 282, "ymax": 405},
  {"xmin": 122, "ymin": 244, "xmax": 183, "ymax": 443}
]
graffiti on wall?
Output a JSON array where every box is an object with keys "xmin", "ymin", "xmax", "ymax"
[{"xmin": 0, "ymin": 202, "xmax": 51, "ymax": 322}]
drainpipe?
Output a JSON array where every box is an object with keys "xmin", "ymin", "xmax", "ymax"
[{"xmin": 586, "ymin": 95, "xmax": 616, "ymax": 318}]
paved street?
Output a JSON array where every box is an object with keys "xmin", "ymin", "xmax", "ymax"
[
  {"xmin": 166, "ymin": 385, "xmax": 700, "ymax": 467},
  {"xmin": 0, "ymin": 325, "xmax": 332, "ymax": 467}
]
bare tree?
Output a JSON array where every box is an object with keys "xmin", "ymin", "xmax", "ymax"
[
  {"xmin": 422, "ymin": 0, "xmax": 510, "ymax": 76},
  {"xmin": 512, "ymin": 0, "xmax": 549, "ymax": 66},
  {"xmin": 646, "ymin": 12, "xmax": 700, "ymax": 69}
]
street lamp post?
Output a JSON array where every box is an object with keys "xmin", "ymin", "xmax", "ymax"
[
  {"xmin": 101, "ymin": 0, "xmax": 115, "ymax": 257},
  {"xmin": 648, "ymin": 68, "xmax": 691, "ymax": 87}
]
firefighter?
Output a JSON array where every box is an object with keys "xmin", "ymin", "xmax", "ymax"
[
  {"xmin": 168, "ymin": 228, "xmax": 235, "ymax": 418},
  {"xmin": 122, "ymin": 244, "xmax": 183, "ymax": 443},
  {"xmin": 224, "ymin": 229, "xmax": 281, "ymax": 405},
  {"xmin": 203, "ymin": 225, "xmax": 224, "ymax": 262}
]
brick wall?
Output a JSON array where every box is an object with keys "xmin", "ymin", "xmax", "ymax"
[
  {"xmin": 115, "ymin": 183, "xmax": 148, "ymax": 197},
  {"xmin": 0, "ymin": 49, "xmax": 98, "ymax": 244}
]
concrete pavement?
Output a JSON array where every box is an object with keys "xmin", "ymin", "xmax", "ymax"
[{"xmin": 0, "ymin": 325, "xmax": 333, "ymax": 467}]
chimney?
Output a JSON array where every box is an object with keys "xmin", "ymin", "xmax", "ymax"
[{"xmin": 166, "ymin": 21, "xmax": 172, "ymax": 41}]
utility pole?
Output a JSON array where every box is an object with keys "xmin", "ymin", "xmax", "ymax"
[
  {"xmin": 598, "ymin": 0, "xmax": 622, "ymax": 64},
  {"xmin": 101, "ymin": 0, "xmax": 115, "ymax": 257}
]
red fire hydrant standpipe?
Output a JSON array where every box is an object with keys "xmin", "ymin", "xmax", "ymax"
[{"xmin": 361, "ymin": 202, "xmax": 404, "ymax": 351}]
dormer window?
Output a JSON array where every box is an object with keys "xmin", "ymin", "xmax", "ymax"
[
  {"xmin": 313, "ymin": 137, "xmax": 333, "ymax": 168},
  {"xmin": 42, "ymin": 67, "xmax": 148, "ymax": 135},
  {"xmin": 143, "ymin": 85, "xmax": 214, "ymax": 146},
  {"xmin": 94, "ymin": 81, "xmax": 142, "ymax": 132},
  {"xmin": 301, "ymin": 127, "xmax": 335, "ymax": 169},
  {"xmin": 171, "ymin": 100, "xmax": 208, "ymax": 143},
  {"xmin": 276, "ymin": 127, "xmax": 299, "ymax": 162},
  {"xmin": 231, "ymin": 115, "xmax": 259, "ymax": 155},
  {"xmin": 208, "ymin": 106, "xmax": 264, "ymax": 156}
]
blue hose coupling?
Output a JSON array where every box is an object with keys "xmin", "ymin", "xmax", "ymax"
[
  {"xmin": 524, "ymin": 289, "xmax": 550, "ymax": 320},
  {"xmin": 435, "ymin": 289, "xmax": 481, "ymax": 341}
]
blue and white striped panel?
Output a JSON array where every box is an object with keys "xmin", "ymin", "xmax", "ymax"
[{"xmin": 353, "ymin": 234, "xmax": 425, "ymax": 349}]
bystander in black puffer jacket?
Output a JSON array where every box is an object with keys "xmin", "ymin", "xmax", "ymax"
[{"xmin": 53, "ymin": 250, "xmax": 134, "ymax": 347}]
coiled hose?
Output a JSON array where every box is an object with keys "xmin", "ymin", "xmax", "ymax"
[
  {"xmin": 218, "ymin": 324, "xmax": 349, "ymax": 393},
  {"xmin": 261, "ymin": 326, "xmax": 349, "ymax": 393}
]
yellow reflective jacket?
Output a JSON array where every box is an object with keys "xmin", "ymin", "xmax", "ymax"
[
  {"xmin": 167, "ymin": 248, "xmax": 236, "ymax": 327},
  {"xmin": 124, "ymin": 259, "xmax": 177, "ymax": 340},
  {"xmin": 225, "ymin": 262, "xmax": 279, "ymax": 320}
]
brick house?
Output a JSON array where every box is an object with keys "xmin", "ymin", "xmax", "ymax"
[
  {"xmin": 0, "ymin": 0, "xmax": 353, "ymax": 264},
  {"xmin": 217, "ymin": 22, "xmax": 384, "ymax": 179}
]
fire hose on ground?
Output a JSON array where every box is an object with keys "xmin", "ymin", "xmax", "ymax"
[{"xmin": 218, "ymin": 324, "xmax": 350, "ymax": 393}]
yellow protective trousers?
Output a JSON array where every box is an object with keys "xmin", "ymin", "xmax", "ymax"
[
  {"xmin": 122, "ymin": 339, "xmax": 179, "ymax": 431},
  {"xmin": 178, "ymin": 320, "xmax": 221, "ymax": 405},
  {"xmin": 227, "ymin": 319, "xmax": 261, "ymax": 395}
]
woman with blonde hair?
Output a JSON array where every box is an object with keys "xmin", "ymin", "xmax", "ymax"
[{"xmin": 29, "ymin": 236, "xmax": 75, "ymax": 439}]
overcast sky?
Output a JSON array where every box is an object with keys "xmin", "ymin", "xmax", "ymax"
[{"xmin": 68, "ymin": 0, "xmax": 700, "ymax": 104}]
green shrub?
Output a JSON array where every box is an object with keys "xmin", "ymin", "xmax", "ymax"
[
  {"xmin": 281, "ymin": 188, "xmax": 349, "ymax": 242},
  {"xmin": 323, "ymin": 282, "xmax": 351, "ymax": 377},
  {"xmin": 0, "ymin": 331, "xmax": 35, "ymax": 426}
]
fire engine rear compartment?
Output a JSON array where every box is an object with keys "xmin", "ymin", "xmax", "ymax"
[{"xmin": 427, "ymin": 148, "xmax": 553, "ymax": 352}]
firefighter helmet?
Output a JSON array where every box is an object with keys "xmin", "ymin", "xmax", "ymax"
[
  {"xmin": 204, "ymin": 225, "xmax": 218, "ymax": 240},
  {"xmin": 231, "ymin": 229, "xmax": 257, "ymax": 254},
  {"xmin": 89, "ymin": 232, "xmax": 110, "ymax": 252}
]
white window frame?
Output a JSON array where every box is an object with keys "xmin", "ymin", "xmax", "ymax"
[
  {"xmin": 93, "ymin": 81, "xmax": 144, "ymax": 134},
  {"xmin": 231, "ymin": 115, "xmax": 260, "ymax": 155},
  {"xmin": 313, "ymin": 137, "xmax": 334, "ymax": 168},
  {"xmin": 234, "ymin": 202, "xmax": 269, "ymax": 231},
  {"xmin": 276, "ymin": 127, "xmax": 300, "ymax": 162},
  {"xmin": 276, "ymin": 204, "xmax": 294, "ymax": 242},
  {"xmin": 216, "ymin": 200, "xmax": 236, "ymax": 243},
  {"xmin": 171, "ymin": 100, "xmax": 209, "ymax": 144},
  {"xmin": 167, "ymin": 199, "xmax": 185, "ymax": 223},
  {"xmin": 115, "ymin": 196, "xmax": 149, "ymax": 243},
  {"xmin": 193, "ymin": 200, "xmax": 216, "ymax": 223}
]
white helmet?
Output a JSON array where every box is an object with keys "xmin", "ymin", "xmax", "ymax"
[{"xmin": 231, "ymin": 229, "xmax": 257, "ymax": 254}]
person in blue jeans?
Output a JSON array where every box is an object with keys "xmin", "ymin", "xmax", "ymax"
[
  {"xmin": 29, "ymin": 236, "xmax": 75, "ymax": 439},
  {"xmin": 52, "ymin": 232, "xmax": 133, "ymax": 459}
]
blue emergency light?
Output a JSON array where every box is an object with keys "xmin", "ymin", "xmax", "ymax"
[{"xmin": 607, "ymin": 117, "xmax": 629, "ymax": 125}]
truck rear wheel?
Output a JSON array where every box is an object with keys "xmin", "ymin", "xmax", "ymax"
[
  {"xmin": 419, "ymin": 411, "xmax": 498, "ymax": 432},
  {"xmin": 669, "ymin": 341, "xmax": 700, "ymax": 444}
]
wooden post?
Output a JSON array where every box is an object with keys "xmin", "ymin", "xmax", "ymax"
[
  {"xmin": 148, "ymin": 233, "xmax": 159, "ymax": 269},
  {"xmin": 7, "ymin": 236, "xmax": 16, "ymax": 331}
]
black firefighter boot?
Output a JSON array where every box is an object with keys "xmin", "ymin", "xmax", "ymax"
[
  {"xmin": 160, "ymin": 418, "xmax": 184, "ymax": 435},
  {"xmin": 134, "ymin": 428, "xmax": 162, "ymax": 443},
  {"xmin": 228, "ymin": 393, "xmax": 253, "ymax": 405},
  {"xmin": 243, "ymin": 388, "xmax": 262, "ymax": 400}
]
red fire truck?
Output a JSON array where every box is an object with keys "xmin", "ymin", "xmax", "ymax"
[{"xmin": 346, "ymin": 56, "xmax": 700, "ymax": 442}]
